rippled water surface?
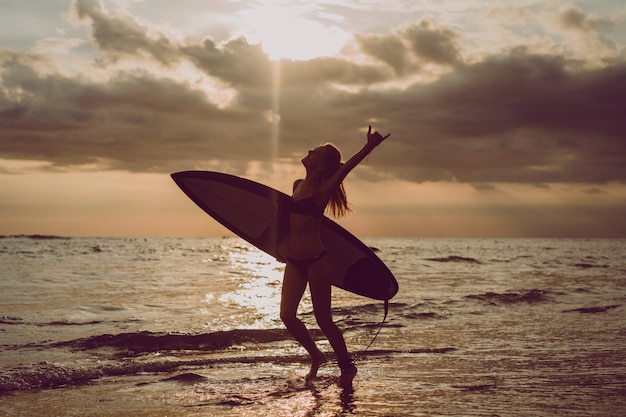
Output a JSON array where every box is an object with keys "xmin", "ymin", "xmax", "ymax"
[{"xmin": 1, "ymin": 236, "xmax": 625, "ymax": 416}]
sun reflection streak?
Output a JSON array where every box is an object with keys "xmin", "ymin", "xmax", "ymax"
[{"xmin": 217, "ymin": 244, "xmax": 286, "ymax": 329}]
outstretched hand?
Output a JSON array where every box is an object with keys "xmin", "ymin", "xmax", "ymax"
[{"xmin": 367, "ymin": 125, "xmax": 391, "ymax": 148}]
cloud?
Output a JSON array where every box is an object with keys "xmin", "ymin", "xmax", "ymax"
[
  {"xmin": 558, "ymin": 5, "xmax": 613, "ymax": 33},
  {"xmin": 556, "ymin": 4, "xmax": 621, "ymax": 56},
  {"xmin": 0, "ymin": 1, "xmax": 625, "ymax": 185},
  {"xmin": 73, "ymin": 0, "xmax": 179, "ymax": 65},
  {"xmin": 0, "ymin": 55, "xmax": 271, "ymax": 172},
  {"xmin": 355, "ymin": 18, "xmax": 463, "ymax": 74},
  {"xmin": 403, "ymin": 18, "xmax": 462, "ymax": 67},
  {"xmin": 381, "ymin": 48, "xmax": 626, "ymax": 183},
  {"xmin": 355, "ymin": 33, "xmax": 409, "ymax": 74}
]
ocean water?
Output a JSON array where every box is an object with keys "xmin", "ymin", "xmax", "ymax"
[{"xmin": 1, "ymin": 236, "xmax": 625, "ymax": 417}]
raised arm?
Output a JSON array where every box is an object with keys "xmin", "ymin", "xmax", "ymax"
[{"xmin": 323, "ymin": 125, "xmax": 390, "ymax": 193}]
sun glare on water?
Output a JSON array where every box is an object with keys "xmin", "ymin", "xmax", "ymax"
[
  {"xmin": 240, "ymin": 4, "xmax": 350, "ymax": 61},
  {"xmin": 217, "ymin": 245, "xmax": 285, "ymax": 328}
]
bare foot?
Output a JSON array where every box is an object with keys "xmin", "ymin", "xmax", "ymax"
[
  {"xmin": 305, "ymin": 353, "xmax": 328, "ymax": 382},
  {"xmin": 338, "ymin": 363, "xmax": 357, "ymax": 387}
]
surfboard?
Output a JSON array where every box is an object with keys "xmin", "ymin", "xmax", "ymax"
[{"xmin": 171, "ymin": 171, "xmax": 398, "ymax": 301}]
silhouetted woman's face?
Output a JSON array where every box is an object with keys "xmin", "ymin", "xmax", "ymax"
[
  {"xmin": 302, "ymin": 146, "xmax": 327, "ymax": 169},
  {"xmin": 302, "ymin": 144, "xmax": 341, "ymax": 175}
]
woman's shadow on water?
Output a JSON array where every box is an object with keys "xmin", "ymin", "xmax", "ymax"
[
  {"xmin": 160, "ymin": 370, "xmax": 356, "ymax": 415},
  {"xmin": 298, "ymin": 377, "xmax": 356, "ymax": 417}
]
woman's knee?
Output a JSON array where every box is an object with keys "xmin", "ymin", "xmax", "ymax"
[
  {"xmin": 313, "ymin": 309, "xmax": 335, "ymax": 330},
  {"xmin": 280, "ymin": 309, "xmax": 298, "ymax": 327}
]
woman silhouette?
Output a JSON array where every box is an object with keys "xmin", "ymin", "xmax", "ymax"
[{"xmin": 278, "ymin": 125, "xmax": 390, "ymax": 385}]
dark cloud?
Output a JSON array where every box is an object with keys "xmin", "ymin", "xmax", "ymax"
[
  {"xmin": 182, "ymin": 38, "xmax": 272, "ymax": 88},
  {"xmin": 74, "ymin": 0, "xmax": 274, "ymax": 88},
  {"xmin": 559, "ymin": 5, "xmax": 613, "ymax": 32},
  {"xmin": 402, "ymin": 19, "xmax": 462, "ymax": 67},
  {"xmin": 356, "ymin": 33, "xmax": 409, "ymax": 74},
  {"xmin": 0, "ymin": 52, "xmax": 269, "ymax": 172},
  {"xmin": 1, "ymin": 1, "xmax": 625, "ymax": 184},
  {"xmin": 557, "ymin": 5, "xmax": 620, "ymax": 51},
  {"xmin": 355, "ymin": 18, "xmax": 462, "ymax": 73},
  {"xmin": 380, "ymin": 48, "xmax": 626, "ymax": 183},
  {"xmin": 73, "ymin": 0, "xmax": 179, "ymax": 65}
]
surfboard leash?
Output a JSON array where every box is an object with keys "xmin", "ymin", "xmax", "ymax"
[{"xmin": 352, "ymin": 299, "xmax": 389, "ymax": 364}]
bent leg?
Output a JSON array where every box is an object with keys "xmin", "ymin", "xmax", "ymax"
[
  {"xmin": 308, "ymin": 259, "xmax": 355, "ymax": 384},
  {"xmin": 280, "ymin": 264, "xmax": 327, "ymax": 379}
]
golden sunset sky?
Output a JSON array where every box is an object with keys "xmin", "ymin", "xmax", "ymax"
[{"xmin": 1, "ymin": 0, "xmax": 625, "ymax": 237}]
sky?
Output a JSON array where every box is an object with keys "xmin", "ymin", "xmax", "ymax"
[{"xmin": 1, "ymin": 0, "xmax": 625, "ymax": 238}]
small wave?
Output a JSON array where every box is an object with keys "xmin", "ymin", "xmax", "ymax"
[
  {"xmin": 0, "ymin": 346, "xmax": 457, "ymax": 393},
  {"xmin": 328, "ymin": 302, "xmax": 393, "ymax": 319},
  {"xmin": 46, "ymin": 320, "xmax": 105, "ymax": 326},
  {"xmin": 0, "ymin": 358, "xmax": 205, "ymax": 393},
  {"xmin": 0, "ymin": 362, "xmax": 103, "ymax": 392},
  {"xmin": 1, "ymin": 318, "xmax": 130, "ymax": 328},
  {"xmin": 0, "ymin": 234, "xmax": 71, "ymax": 240},
  {"xmin": 574, "ymin": 263, "xmax": 609, "ymax": 269},
  {"xmin": 426, "ymin": 256, "xmax": 481, "ymax": 264},
  {"xmin": 362, "ymin": 347, "xmax": 456, "ymax": 357},
  {"xmin": 465, "ymin": 289, "xmax": 551, "ymax": 305},
  {"xmin": 160, "ymin": 372, "xmax": 208, "ymax": 384},
  {"xmin": 404, "ymin": 312, "xmax": 446, "ymax": 320},
  {"xmin": 452, "ymin": 383, "xmax": 497, "ymax": 391},
  {"xmin": 0, "ymin": 359, "xmax": 213, "ymax": 393},
  {"xmin": 562, "ymin": 304, "xmax": 620, "ymax": 314},
  {"xmin": 331, "ymin": 302, "xmax": 442, "ymax": 326},
  {"xmin": 0, "ymin": 316, "xmax": 23, "ymax": 325},
  {"xmin": 490, "ymin": 255, "xmax": 533, "ymax": 263},
  {"xmin": 53, "ymin": 329, "xmax": 294, "ymax": 354}
]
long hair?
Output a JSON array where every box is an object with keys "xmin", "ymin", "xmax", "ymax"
[{"xmin": 322, "ymin": 144, "xmax": 352, "ymax": 218}]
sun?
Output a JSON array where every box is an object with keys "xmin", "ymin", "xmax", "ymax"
[{"xmin": 239, "ymin": 4, "xmax": 350, "ymax": 61}]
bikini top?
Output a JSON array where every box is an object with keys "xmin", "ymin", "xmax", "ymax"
[{"xmin": 291, "ymin": 196, "xmax": 325, "ymax": 218}]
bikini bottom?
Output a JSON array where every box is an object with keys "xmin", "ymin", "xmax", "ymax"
[{"xmin": 285, "ymin": 250, "xmax": 327, "ymax": 277}]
